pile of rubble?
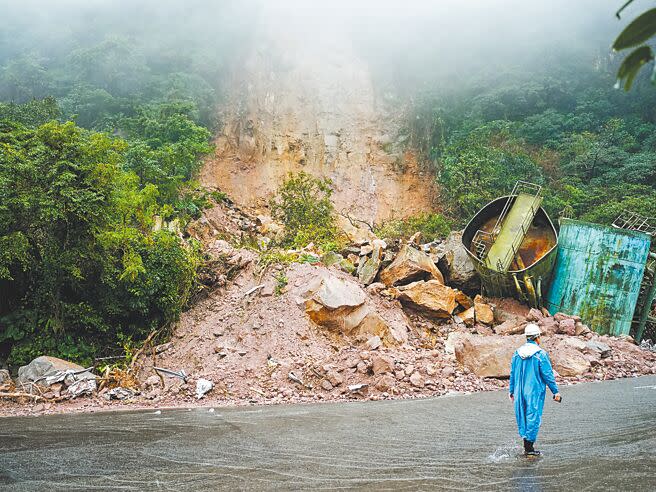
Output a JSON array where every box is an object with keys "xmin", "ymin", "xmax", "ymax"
[
  {"xmin": 0, "ymin": 356, "xmax": 97, "ymax": 412},
  {"xmin": 2, "ymin": 210, "xmax": 656, "ymax": 417},
  {"xmin": 448, "ymin": 304, "xmax": 651, "ymax": 381},
  {"xmin": 126, "ymin": 229, "xmax": 656, "ymax": 408}
]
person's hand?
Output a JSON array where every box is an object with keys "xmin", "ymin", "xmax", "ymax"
[
  {"xmin": 509, "ymin": 393, "xmax": 514, "ymax": 402},
  {"xmin": 553, "ymin": 393, "xmax": 562, "ymax": 403}
]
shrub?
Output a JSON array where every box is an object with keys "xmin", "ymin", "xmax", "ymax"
[
  {"xmin": 375, "ymin": 213, "xmax": 451, "ymax": 242},
  {"xmin": 270, "ymin": 172, "xmax": 337, "ymax": 249}
]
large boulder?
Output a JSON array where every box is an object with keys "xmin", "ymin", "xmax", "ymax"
[
  {"xmin": 17, "ymin": 356, "xmax": 94, "ymax": 386},
  {"xmin": 357, "ymin": 239, "xmax": 386, "ymax": 285},
  {"xmin": 303, "ymin": 274, "xmax": 368, "ymax": 332},
  {"xmin": 548, "ymin": 340, "xmax": 591, "ymax": 376},
  {"xmin": 393, "ymin": 280, "xmax": 460, "ymax": 318},
  {"xmin": 379, "ymin": 245, "xmax": 444, "ymax": 287},
  {"xmin": 454, "ymin": 334, "xmax": 524, "ymax": 377},
  {"xmin": 437, "ymin": 231, "xmax": 480, "ymax": 293},
  {"xmin": 301, "ymin": 272, "xmax": 406, "ymax": 344}
]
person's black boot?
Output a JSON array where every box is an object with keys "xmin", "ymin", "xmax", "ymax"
[{"xmin": 523, "ymin": 439, "xmax": 541, "ymax": 456}]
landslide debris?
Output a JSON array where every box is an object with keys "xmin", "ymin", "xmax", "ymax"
[{"xmin": 3, "ymin": 200, "xmax": 656, "ymax": 417}]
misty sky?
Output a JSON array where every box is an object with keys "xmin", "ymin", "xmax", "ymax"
[{"xmin": 0, "ymin": 0, "xmax": 636, "ymax": 96}]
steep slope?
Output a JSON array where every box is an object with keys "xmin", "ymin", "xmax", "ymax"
[{"xmin": 200, "ymin": 12, "xmax": 438, "ymax": 224}]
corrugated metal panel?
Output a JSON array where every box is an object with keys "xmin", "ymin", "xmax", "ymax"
[{"xmin": 545, "ymin": 219, "xmax": 651, "ymax": 336}]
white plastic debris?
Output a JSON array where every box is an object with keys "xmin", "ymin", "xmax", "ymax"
[
  {"xmin": 67, "ymin": 378, "xmax": 97, "ymax": 398},
  {"xmin": 288, "ymin": 371, "xmax": 303, "ymax": 385},
  {"xmin": 348, "ymin": 383, "xmax": 368, "ymax": 393},
  {"xmin": 103, "ymin": 386, "xmax": 136, "ymax": 401},
  {"xmin": 195, "ymin": 378, "xmax": 213, "ymax": 399}
]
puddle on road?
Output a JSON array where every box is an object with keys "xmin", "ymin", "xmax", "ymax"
[
  {"xmin": 1, "ymin": 376, "xmax": 655, "ymax": 491},
  {"xmin": 487, "ymin": 441, "xmax": 522, "ymax": 463}
]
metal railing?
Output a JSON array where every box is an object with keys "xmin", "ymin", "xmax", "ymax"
[
  {"xmin": 472, "ymin": 181, "xmax": 542, "ymax": 271},
  {"xmin": 612, "ymin": 210, "xmax": 655, "ymax": 235},
  {"xmin": 493, "ymin": 201, "xmax": 542, "ymax": 271},
  {"xmin": 471, "ymin": 230, "xmax": 495, "ymax": 260}
]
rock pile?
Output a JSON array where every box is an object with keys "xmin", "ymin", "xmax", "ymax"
[
  {"xmin": 15, "ymin": 356, "xmax": 97, "ymax": 399},
  {"xmin": 4, "ymin": 220, "xmax": 656, "ymax": 418},
  {"xmin": 316, "ymin": 236, "xmax": 479, "ymax": 325}
]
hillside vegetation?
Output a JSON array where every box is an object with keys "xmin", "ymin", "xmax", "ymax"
[
  {"xmin": 408, "ymin": 55, "xmax": 656, "ymax": 224},
  {"xmin": 0, "ymin": 3, "xmax": 244, "ymax": 366}
]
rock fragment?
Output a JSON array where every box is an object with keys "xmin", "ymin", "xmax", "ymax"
[
  {"xmin": 379, "ymin": 245, "xmax": 444, "ymax": 286},
  {"xmin": 409, "ymin": 372, "xmax": 425, "ymax": 388},
  {"xmin": 473, "ymin": 295, "xmax": 494, "ymax": 325},
  {"xmin": 393, "ymin": 280, "xmax": 459, "ymax": 318},
  {"xmin": 196, "ymin": 378, "xmax": 214, "ymax": 399},
  {"xmin": 494, "ymin": 317, "xmax": 524, "ymax": 335},
  {"xmin": 558, "ymin": 318, "xmax": 576, "ymax": 336},
  {"xmin": 586, "ymin": 340, "xmax": 612, "ymax": 358},
  {"xmin": 437, "ymin": 231, "xmax": 479, "ymax": 293},
  {"xmin": 371, "ymin": 354, "xmax": 395, "ymax": 375}
]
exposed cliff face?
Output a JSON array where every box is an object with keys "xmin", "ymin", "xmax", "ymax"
[{"xmin": 201, "ymin": 15, "xmax": 438, "ymax": 224}]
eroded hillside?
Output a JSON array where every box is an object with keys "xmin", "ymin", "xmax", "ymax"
[{"xmin": 201, "ymin": 13, "xmax": 438, "ymax": 224}]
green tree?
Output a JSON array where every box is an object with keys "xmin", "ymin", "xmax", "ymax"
[
  {"xmin": 0, "ymin": 97, "xmax": 60, "ymax": 127},
  {"xmin": 0, "ymin": 120, "xmax": 198, "ymax": 366},
  {"xmin": 439, "ymin": 123, "xmax": 544, "ymax": 219},
  {"xmin": 270, "ymin": 172, "xmax": 337, "ymax": 248},
  {"xmin": 0, "ymin": 54, "xmax": 53, "ymax": 102}
]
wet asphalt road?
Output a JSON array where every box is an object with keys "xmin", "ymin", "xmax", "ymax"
[{"xmin": 1, "ymin": 376, "xmax": 655, "ymax": 491}]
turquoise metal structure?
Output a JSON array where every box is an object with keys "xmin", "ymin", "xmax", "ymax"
[{"xmin": 545, "ymin": 219, "xmax": 652, "ymax": 337}]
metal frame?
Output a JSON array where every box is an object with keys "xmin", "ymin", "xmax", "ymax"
[
  {"xmin": 613, "ymin": 210, "xmax": 655, "ymax": 236},
  {"xmin": 472, "ymin": 181, "xmax": 543, "ymax": 272},
  {"xmin": 634, "ymin": 252, "xmax": 656, "ymax": 343}
]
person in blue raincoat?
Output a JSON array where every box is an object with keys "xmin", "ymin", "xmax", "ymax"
[{"xmin": 509, "ymin": 323, "xmax": 562, "ymax": 456}]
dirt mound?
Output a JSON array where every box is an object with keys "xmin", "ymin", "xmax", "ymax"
[{"xmin": 129, "ymin": 240, "xmax": 655, "ymax": 410}]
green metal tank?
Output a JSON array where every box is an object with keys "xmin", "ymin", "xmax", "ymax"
[
  {"xmin": 545, "ymin": 219, "xmax": 651, "ymax": 336},
  {"xmin": 462, "ymin": 193, "xmax": 559, "ymax": 307}
]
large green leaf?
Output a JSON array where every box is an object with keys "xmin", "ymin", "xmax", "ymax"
[
  {"xmin": 616, "ymin": 46, "xmax": 655, "ymax": 91},
  {"xmin": 613, "ymin": 8, "xmax": 656, "ymax": 50}
]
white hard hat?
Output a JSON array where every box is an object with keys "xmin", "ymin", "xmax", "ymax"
[{"xmin": 524, "ymin": 323, "xmax": 541, "ymax": 337}]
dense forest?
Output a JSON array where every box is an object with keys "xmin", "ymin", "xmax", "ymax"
[
  {"xmin": 1, "ymin": 1, "xmax": 655, "ymax": 368},
  {"xmin": 0, "ymin": 1, "xmax": 252, "ymax": 365},
  {"xmin": 408, "ymin": 58, "xmax": 656, "ymax": 225}
]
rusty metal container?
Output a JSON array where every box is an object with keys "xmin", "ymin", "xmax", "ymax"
[
  {"xmin": 545, "ymin": 219, "xmax": 651, "ymax": 336},
  {"xmin": 462, "ymin": 196, "xmax": 559, "ymax": 307}
]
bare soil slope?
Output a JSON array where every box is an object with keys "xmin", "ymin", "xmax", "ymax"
[{"xmin": 200, "ymin": 14, "xmax": 438, "ymax": 223}]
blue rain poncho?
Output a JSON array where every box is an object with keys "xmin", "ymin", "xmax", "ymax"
[{"xmin": 509, "ymin": 340, "xmax": 559, "ymax": 442}]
